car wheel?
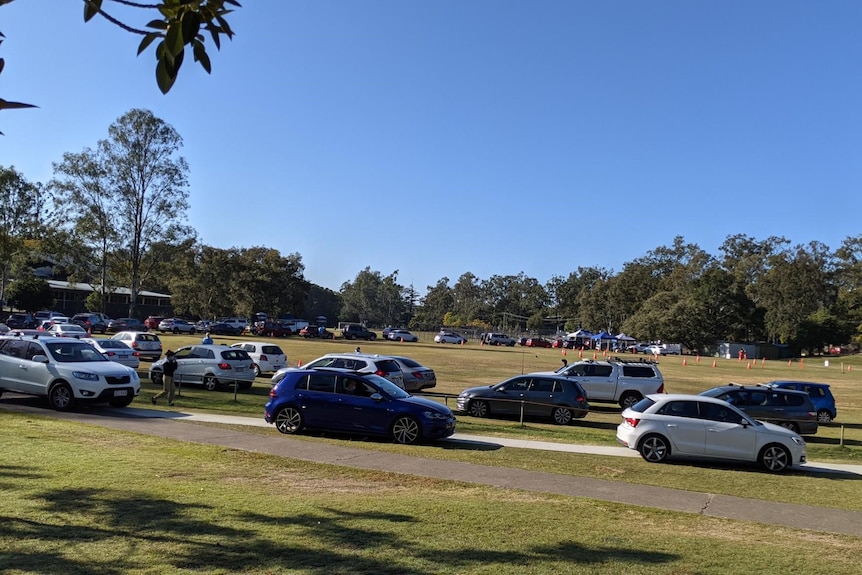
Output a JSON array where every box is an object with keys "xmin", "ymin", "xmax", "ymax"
[
  {"xmin": 190, "ymin": 328, "xmax": 196, "ymax": 335},
  {"xmin": 619, "ymin": 392, "xmax": 642, "ymax": 410},
  {"xmin": 759, "ymin": 444, "xmax": 791, "ymax": 472},
  {"xmin": 150, "ymin": 372, "xmax": 163, "ymax": 387},
  {"xmin": 468, "ymin": 400, "xmax": 489, "ymax": 418},
  {"xmin": 173, "ymin": 328, "xmax": 180, "ymax": 334},
  {"xmin": 552, "ymin": 406, "xmax": 573, "ymax": 425},
  {"xmin": 274, "ymin": 406, "xmax": 303, "ymax": 434},
  {"xmin": 638, "ymin": 434, "xmax": 670, "ymax": 463},
  {"xmin": 108, "ymin": 396, "xmax": 134, "ymax": 408},
  {"xmin": 392, "ymin": 416, "xmax": 421, "ymax": 445},
  {"xmin": 778, "ymin": 421, "xmax": 799, "ymax": 433},
  {"xmin": 47, "ymin": 382, "xmax": 74, "ymax": 411},
  {"xmin": 203, "ymin": 375, "xmax": 218, "ymax": 391},
  {"xmin": 368, "ymin": 335, "xmax": 376, "ymax": 341},
  {"xmin": 252, "ymin": 363, "xmax": 261, "ymax": 378},
  {"xmin": 817, "ymin": 410, "xmax": 832, "ymax": 424}
]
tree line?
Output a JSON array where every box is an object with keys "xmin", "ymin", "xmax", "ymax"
[{"xmin": 2, "ymin": 109, "xmax": 861, "ymax": 353}]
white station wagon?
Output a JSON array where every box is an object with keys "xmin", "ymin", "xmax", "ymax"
[{"xmin": 148, "ymin": 344, "xmax": 255, "ymax": 391}]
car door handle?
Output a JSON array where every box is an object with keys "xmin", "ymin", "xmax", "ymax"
[{"xmin": 666, "ymin": 424, "xmax": 678, "ymax": 428}]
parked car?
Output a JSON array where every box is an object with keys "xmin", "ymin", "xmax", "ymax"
[
  {"xmin": 149, "ymin": 344, "xmax": 255, "ymax": 391},
  {"xmin": 208, "ymin": 322, "xmax": 243, "ymax": 336},
  {"xmin": 195, "ymin": 320, "xmax": 215, "ymax": 332},
  {"xmin": 110, "ymin": 331, "xmax": 162, "ymax": 361},
  {"xmin": 0, "ymin": 334, "xmax": 140, "ymax": 410},
  {"xmin": 434, "ymin": 330, "xmax": 466, "ymax": 344},
  {"xmin": 217, "ymin": 317, "xmax": 249, "ymax": 332},
  {"xmin": 457, "ymin": 374, "xmax": 589, "ymax": 425},
  {"xmin": 45, "ymin": 323, "xmax": 89, "ymax": 338},
  {"xmin": 616, "ymin": 394, "xmax": 807, "ymax": 472},
  {"xmin": 766, "ymin": 381, "xmax": 837, "ymax": 423},
  {"xmin": 483, "ymin": 333, "xmax": 517, "ymax": 346},
  {"xmin": 157, "ymin": 318, "xmax": 197, "ymax": 334},
  {"xmin": 108, "ymin": 318, "xmax": 146, "ymax": 333},
  {"xmin": 34, "ymin": 311, "xmax": 65, "ymax": 323},
  {"xmin": 538, "ymin": 359, "xmax": 665, "ymax": 409},
  {"xmin": 627, "ymin": 343, "xmax": 653, "ymax": 354},
  {"xmin": 389, "ymin": 356, "xmax": 437, "ymax": 392},
  {"xmin": 255, "ymin": 321, "xmax": 295, "ymax": 337},
  {"xmin": 144, "ymin": 316, "xmax": 167, "ymax": 331},
  {"xmin": 699, "ymin": 384, "xmax": 818, "ymax": 435},
  {"xmin": 84, "ymin": 338, "xmax": 140, "ymax": 369},
  {"xmin": 388, "ymin": 329, "xmax": 418, "ymax": 342},
  {"xmin": 230, "ymin": 341, "xmax": 287, "ymax": 377},
  {"xmin": 298, "ymin": 325, "xmax": 334, "ymax": 339},
  {"xmin": 5, "ymin": 313, "xmax": 36, "ymax": 329},
  {"xmin": 265, "ymin": 370, "xmax": 456, "ymax": 444},
  {"xmin": 0, "ymin": 323, "xmax": 9, "ymax": 334},
  {"xmin": 341, "ymin": 324, "xmax": 378, "ymax": 341},
  {"xmin": 525, "ymin": 337, "xmax": 553, "ymax": 348},
  {"xmin": 271, "ymin": 353, "xmax": 404, "ymax": 389},
  {"xmin": 71, "ymin": 313, "xmax": 108, "ymax": 334}
]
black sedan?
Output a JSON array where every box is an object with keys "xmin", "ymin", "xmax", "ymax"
[{"xmin": 209, "ymin": 322, "xmax": 243, "ymax": 336}]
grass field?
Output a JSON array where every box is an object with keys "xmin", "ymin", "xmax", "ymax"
[{"xmin": 3, "ymin": 331, "xmax": 861, "ymax": 572}]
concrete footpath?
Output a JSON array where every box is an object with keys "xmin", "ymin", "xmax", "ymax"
[{"xmin": 3, "ymin": 401, "xmax": 862, "ymax": 538}]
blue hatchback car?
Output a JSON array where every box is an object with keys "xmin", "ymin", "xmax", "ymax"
[
  {"xmin": 265, "ymin": 369, "xmax": 456, "ymax": 444},
  {"xmin": 767, "ymin": 380, "xmax": 837, "ymax": 423}
]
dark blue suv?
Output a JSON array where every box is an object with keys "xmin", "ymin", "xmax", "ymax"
[
  {"xmin": 265, "ymin": 369, "xmax": 456, "ymax": 444},
  {"xmin": 767, "ymin": 381, "xmax": 837, "ymax": 423}
]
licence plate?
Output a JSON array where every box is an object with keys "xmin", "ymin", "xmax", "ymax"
[
  {"xmin": 273, "ymin": 365, "xmax": 283, "ymax": 370},
  {"xmin": 114, "ymin": 389, "xmax": 128, "ymax": 397}
]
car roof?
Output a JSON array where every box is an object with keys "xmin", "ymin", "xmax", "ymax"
[
  {"xmin": 767, "ymin": 380, "xmax": 830, "ymax": 388},
  {"xmin": 321, "ymin": 352, "xmax": 397, "ymax": 360},
  {"xmin": 705, "ymin": 384, "xmax": 810, "ymax": 396}
]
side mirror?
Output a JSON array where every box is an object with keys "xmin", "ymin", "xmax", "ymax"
[
  {"xmin": 31, "ymin": 354, "xmax": 49, "ymax": 364},
  {"xmin": 370, "ymin": 393, "xmax": 383, "ymax": 401}
]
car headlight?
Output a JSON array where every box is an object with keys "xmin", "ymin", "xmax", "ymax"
[
  {"xmin": 423, "ymin": 410, "xmax": 450, "ymax": 420},
  {"xmin": 791, "ymin": 436, "xmax": 805, "ymax": 446},
  {"xmin": 73, "ymin": 371, "xmax": 100, "ymax": 381}
]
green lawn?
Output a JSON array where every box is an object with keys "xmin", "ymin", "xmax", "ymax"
[{"xmin": 1, "ymin": 412, "xmax": 860, "ymax": 575}]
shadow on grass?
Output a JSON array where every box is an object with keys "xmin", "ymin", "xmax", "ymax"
[{"xmin": 0, "ymin": 484, "xmax": 679, "ymax": 574}]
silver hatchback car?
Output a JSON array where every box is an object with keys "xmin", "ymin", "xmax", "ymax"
[{"xmin": 148, "ymin": 344, "xmax": 255, "ymax": 391}]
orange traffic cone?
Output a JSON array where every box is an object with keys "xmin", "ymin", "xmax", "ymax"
[
  {"xmin": 578, "ymin": 350, "xmax": 583, "ymax": 359},
  {"xmin": 696, "ymin": 355, "xmax": 700, "ymax": 363},
  {"xmin": 297, "ymin": 359, "xmax": 303, "ymax": 367},
  {"xmin": 746, "ymin": 362, "xmax": 751, "ymax": 369},
  {"xmin": 682, "ymin": 358, "xmax": 687, "ymax": 366},
  {"xmin": 712, "ymin": 359, "xmax": 717, "ymax": 368},
  {"xmin": 561, "ymin": 349, "xmax": 566, "ymax": 356},
  {"xmin": 800, "ymin": 358, "xmax": 804, "ymax": 369},
  {"xmin": 788, "ymin": 359, "xmax": 793, "ymax": 367},
  {"xmin": 400, "ymin": 337, "xmax": 404, "ymax": 343}
]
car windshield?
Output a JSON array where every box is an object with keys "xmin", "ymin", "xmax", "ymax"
[
  {"xmin": 46, "ymin": 341, "xmax": 108, "ymax": 363},
  {"xmin": 365, "ymin": 374, "xmax": 410, "ymax": 398}
]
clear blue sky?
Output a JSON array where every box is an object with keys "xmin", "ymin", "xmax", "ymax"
[{"xmin": 2, "ymin": 1, "xmax": 861, "ymax": 295}]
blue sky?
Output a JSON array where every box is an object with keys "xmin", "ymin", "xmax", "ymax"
[{"xmin": 2, "ymin": 1, "xmax": 861, "ymax": 295}]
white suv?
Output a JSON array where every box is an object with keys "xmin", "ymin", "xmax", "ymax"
[
  {"xmin": 231, "ymin": 342, "xmax": 287, "ymax": 376},
  {"xmin": 0, "ymin": 335, "xmax": 141, "ymax": 410}
]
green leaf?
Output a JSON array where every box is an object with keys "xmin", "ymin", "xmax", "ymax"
[
  {"xmin": 83, "ymin": 0, "xmax": 102, "ymax": 23},
  {"xmin": 137, "ymin": 33, "xmax": 160, "ymax": 56},
  {"xmin": 0, "ymin": 98, "xmax": 38, "ymax": 110},
  {"xmin": 193, "ymin": 40, "xmax": 211, "ymax": 74},
  {"xmin": 0, "ymin": 58, "xmax": 4, "ymax": 75},
  {"xmin": 156, "ymin": 59, "xmax": 176, "ymax": 94},
  {"xmin": 181, "ymin": 13, "xmax": 202, "ymax": 46},
  {"xmin": 165, "ymin": 22, "xmax": 184, "ymax": 57},
  {"xmin": 145, "ymin": 19, "xmax": 168, "ymax": 31}
]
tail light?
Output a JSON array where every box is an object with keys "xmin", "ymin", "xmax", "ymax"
[
  {"xmin": 411, "ymin": 371, "xmax": 424, "ymax": 379},
  {"xmin": 131, "ymin": 342, "xmax": 138, "ymax": 348},
  {"xmin": 624, "ymin": 417, "xmax": 640, "ymax": 427},
  {"xmin": 657, "ymin": 383, "xmax": 665, "ymax": 394},
  {"xmin": 269, "ymin": 387, "xmax": 278, "ymax": 398},
  {"xmin": 218, "ymin": 362, "xmax": 232, "ymax": 370},
  {"xmin": 375, "ymin": 369, "xmax": 385, "ymax": 376},
  {"xmin": 105, "ymin": 351, "xmax": 116, "ymax": 357},
  {"xmin": 260, "ymin": 354, "xmax": 268, "ymax": 361},
  {"xmin": 576, "ymin": 395, "xmax": 585, "ymax": 403},
  {"xmin": 132, "ymin": 351, "xmax": 140, "ymax": 357}
]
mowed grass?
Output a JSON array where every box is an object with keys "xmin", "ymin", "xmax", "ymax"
[{"xmin": 2, "ymin": 411, "xmax": 861, "ymax": 575}]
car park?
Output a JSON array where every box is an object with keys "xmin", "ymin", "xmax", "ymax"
[
  {"xmin": 766, "ymin": 380, "xmax": 837, "ymax": 423},
  {"xmin": 0, "ymin": 334, "xmax": 140, "ymax": 410},
  {"xmin": 388, "ymin": 329, "xmax": 418, "ymax": 342},
  {"xmin": 70, "ymin": 313, "xmax": 108, "ymax": 334},
  {"xmin": 388, "ymin": 356, "xmax": 437, "ymax": 392},
  {"xmin": 149, "ymin": 344, "xmax": 255, "ymax": 391},
  {"xmin": 45, "ymin": 323, "xmax": 89, "ymax": 338},
  {"xmin": 457, "ymin": 375, "xmax": 590, "ymax": 425},
  {"xmin": 699, "ymin": 384, "xmax": 818, "ymax": 435},
  {"xmin": 157, "ymin": 318, "xmax": 197, "ymax": 334},
  {"xmin": 111, "ymin": 331, "xmax": 162, "ymax": 361},
  {"xmin": 434, "ymin": 330, "xmax": 466, "ymax": 344},
  {"xmin": 271, "ymin": 353, "xmax": 404, "ymax": 389},
  {"xmin": 231, "ymin": 341, "xmax": 287, "ymax": 377},
  {"xmin": 84, "ymin": 338, "xmax": 140, "ymax": 369},
  {"xmin": 265, "ymin": 370, "xmax": 456, "ymax": 444},
  {"xmin": 107, "ymin": 318, "xmax": 146, "ymax": 332},
  {"xmin": 616, "ymin": 393, "xmax": 807, "ymax": 472}
]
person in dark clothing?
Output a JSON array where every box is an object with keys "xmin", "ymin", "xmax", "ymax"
[{"xmin": 152, "ymin": 350, "xmax": 178, "ymax": 406}]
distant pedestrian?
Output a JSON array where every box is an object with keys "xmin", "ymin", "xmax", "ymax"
[
  {"xmin": 561, "ymin": 358, "xmax": 568, "ymax": 367},
  {"xmin": 355, "ymin": 346, "xmax": 361, "ymax": 354},
  {"xmin": 201, "ymin": 332, "xmax": 213, "ymax": 344},
  {"xmin": 152, "ymin": 350, "xmax": 178, "ymax": 406}
]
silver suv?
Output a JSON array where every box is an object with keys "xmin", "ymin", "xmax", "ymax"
[
  {"xmin": 271, "ymin": 353, "xmax": 404, "ymax": 388},
  {"xmin": 148, "ymin": 344, "xmax": 255, "ymax": 391},
  {"xmin": 0, "ymin": 335, "xmax": 141, "ymax": 410}
]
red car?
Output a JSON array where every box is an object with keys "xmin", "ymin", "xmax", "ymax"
[
  {"xmin": 299, "ymin": 326, "xmax": 334, "ymax": 339},
  {"xmin": 525, "ymin": 337, "xmax": 553, "ymax": 348}
]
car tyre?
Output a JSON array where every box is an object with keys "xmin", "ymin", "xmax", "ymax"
[
  {"xmin": 173, "ymin": 328, "xmax": 180, "ymax": 334},
  {"xmin": 638, "ymin": 434, "xmax": 670, "ymax": 463},
  {"xmin": 392, "ymin": 416, "xmax": 421, "ymax": 445},
  {"xmin": 468, "ymin": 400, "xmax": 489, "ymax": 418},
  {"xmin": 190, "ymin": 328, "xmax": 196, "ymax": 335},
  {"xmin": 252, "ymin": 363, "xmax": 261, "ymax": 378},
  {"xmin": 552, "ymin": 406, "xmax": 573, "ymax": 425},
  {"xmin": 817, "ymin": 410, "xmax": 832, "ymax": 424},
  {"xmin": 619, "ymin": 392, "xmax": 642, "ymax": 410},
  {"xmin": 759, "ymin": 444, "xmax": 791, "ymax": 472},
  {"xmin": 274, "ymin": 406, "xmax": 303, "ymax": 434},
  {"xmin": 203, "ymin": 375, "xmax": 218, "ymax": 391},
  {"xmin": 47, "ymin": 382, "xmax": 74, "ymax": 411}
]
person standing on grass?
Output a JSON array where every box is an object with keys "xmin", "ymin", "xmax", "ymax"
[
  {"xmin": 152, "ymin": 350, "xmax": 178, "ymax": 406},
  {"xmin": 201, "ymin": 332, "xmax": 213, "ymax": 344}
]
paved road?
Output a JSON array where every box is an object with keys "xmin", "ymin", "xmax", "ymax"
[{"xmin": 2, "ymin": 400, "xmax": 861, "ymax": 537}]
